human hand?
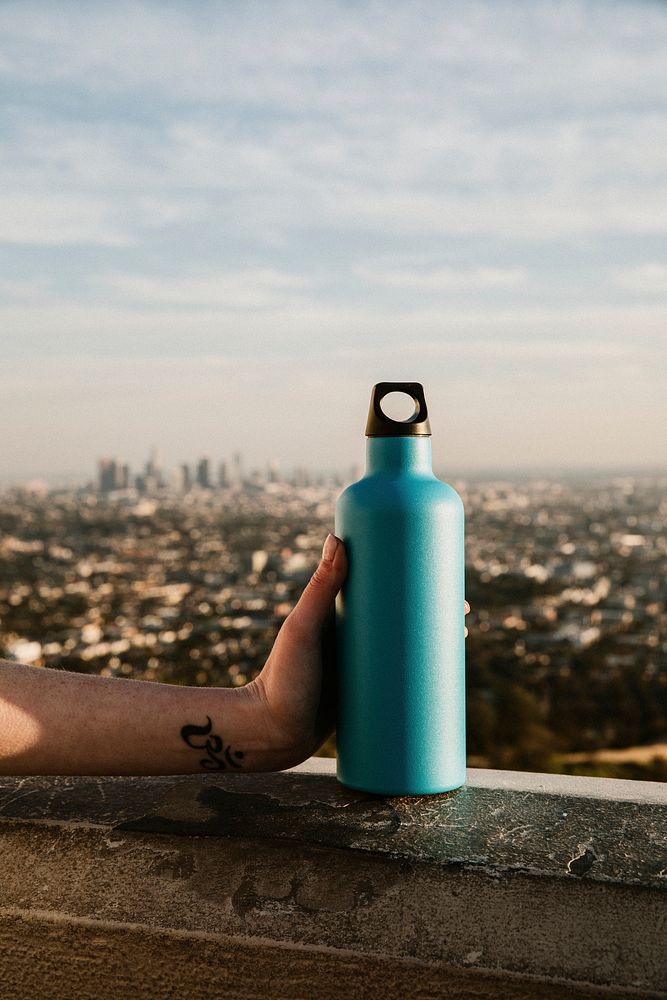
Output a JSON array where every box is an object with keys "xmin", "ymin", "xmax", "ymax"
[
  {"xmin": 3, "ymin": 532, "xmax": 468, "ymax": 776},
  {"xmin": 247, "ymin": 536, "xmax": 471, "ymax": 771},
  {"xmin": 247, "ymin": 534, "xmax": 347, "ymax": 770}
]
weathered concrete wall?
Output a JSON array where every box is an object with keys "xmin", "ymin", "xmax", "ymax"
[{"xmin": 0, "ymin": 762, "xmax": 665, "ymax": 999}]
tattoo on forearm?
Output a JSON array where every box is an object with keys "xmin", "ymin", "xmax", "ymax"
[{"xmin": 180, "ymin": 716, "xmax": 245, "ymax": 771}]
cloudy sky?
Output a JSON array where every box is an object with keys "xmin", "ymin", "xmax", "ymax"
[{"xmin": 1, "ymin": 0, "xmax": 666, "ymax": 480}]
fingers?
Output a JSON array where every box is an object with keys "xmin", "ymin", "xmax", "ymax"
[
  {"xmin": 282, "ymin": 535, "xmax": 347, "ymax": 644},
  {"xmin": 283, "ymin": 546, "xmax": 464, "ymax": 646}
]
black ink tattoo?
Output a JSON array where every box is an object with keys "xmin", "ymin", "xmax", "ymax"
[{"xmin": 180, "ymin": 716, "xmax": 245, "ymax": 771}]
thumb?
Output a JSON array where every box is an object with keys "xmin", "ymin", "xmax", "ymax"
[{"xmin": 282, "ymin": 534, "xmax": 347, "ymax": 644}]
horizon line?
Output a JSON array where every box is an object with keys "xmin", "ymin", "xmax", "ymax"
[{"xmin": 1, "ymin": 462, "xmax": 664, "ymax": 488}]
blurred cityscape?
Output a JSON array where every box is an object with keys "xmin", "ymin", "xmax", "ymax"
[{"xmin": 1, "ymin": 450, "xmax": 665, "ymax": 780}]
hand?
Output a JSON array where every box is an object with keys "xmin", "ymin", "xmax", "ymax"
[
  {"xmin": 247, "ymin": 535, "xmax": 471, "ymax": 770},
  {"xmin": 247, "ymin": 533, "xmax": 347, "ymax": 770}
]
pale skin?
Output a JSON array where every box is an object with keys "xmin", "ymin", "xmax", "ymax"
[{"xmin": 0, "ymin": 535, "xmax": 470, "ymax": 776}]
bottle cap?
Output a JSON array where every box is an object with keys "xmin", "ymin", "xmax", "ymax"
[{"xmin": 365, "ymin": 382, "xmax": 432, "ymax": 437}]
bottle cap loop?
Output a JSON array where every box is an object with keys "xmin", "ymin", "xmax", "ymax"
[{"xmin": 365, "ymin": 382, "xmax": 432, "ymax": 437}]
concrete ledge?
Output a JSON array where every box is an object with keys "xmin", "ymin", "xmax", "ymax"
[{"xmin": 0, "ymin": 761, "xmax": 665, "ymax": 999}]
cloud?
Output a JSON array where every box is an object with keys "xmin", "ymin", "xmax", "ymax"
[
  {"xmin": 3, "ymin": 2, "xmax": 667, "ymax": 115},
  {"xmin": 613, "ymin": 263, "xmax": 667, "ymax": 295},
  {"xmin": 359, "ymin": 265, "xmax": 527, "ymax": 291},
  {"xmin": 1, "ymin": 293, "xmax": 664, "ymax": 364},
  {"xmin": 1, "ymin": 1, "xmax": 666, "ymax": 472},
  {"xmin": 103, "ymin": 269, "xmax": 309, "ymax": 308},
  {"xmin": 0, "ymin": 193, "xmax": 129, "ymax": 246},
  {"xmin": 315, "ymin": 184, "xmax": 667, "ymax": 240},
  {"xmin": 1, "ymin": 3, "xmax": 666, "ymax": 249},
  {"xmin": 0, "ymin": 276, "xmax": 50, "ymax": 298}
]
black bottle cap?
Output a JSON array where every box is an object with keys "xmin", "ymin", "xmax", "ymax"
[{"xmin": 365, "ymin": 382, "xmax": 432, "ymax": 437}]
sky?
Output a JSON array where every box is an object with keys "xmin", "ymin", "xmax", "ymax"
[{"xmin": 1, "ymin": 0, "xmax": 666, "ymax": 481}]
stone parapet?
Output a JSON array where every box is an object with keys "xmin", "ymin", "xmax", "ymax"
[{"xmin": 0, "ymin": 760, "xmax": 665, "ymax": 998}]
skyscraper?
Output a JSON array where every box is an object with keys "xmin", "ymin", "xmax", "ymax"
[
  {"xmin": 146, "ymin": 446, "xmax": 161, "ymax": 481},
  {"xmin": 98, "ymin": 457, "xmax": 128, "ymax": 493},
  {"xmin": 232, "ymin": 451, "xmax": 244, "ymax": 488},
  {"xmin": 196, "ymin": 457, "xmax": 211, "ymax": 489}
]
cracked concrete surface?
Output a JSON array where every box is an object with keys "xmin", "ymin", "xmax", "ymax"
[{"xmin": 0, "ymin": 763, "xmax": 665, "ymax": 998}]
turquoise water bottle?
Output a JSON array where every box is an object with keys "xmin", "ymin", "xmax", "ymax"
[{"xmin": 335, "ymin": 382, "xmax": 466, "ymax": 795}]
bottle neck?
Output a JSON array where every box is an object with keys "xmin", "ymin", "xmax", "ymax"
[{"xmin": 365, "ymin": 436, "xmax": 433, "ymax": 476}]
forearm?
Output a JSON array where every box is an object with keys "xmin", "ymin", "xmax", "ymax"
[
  {"xmin": 0, "ymin": 660, "xmax": 276, "ymax": 776},
  {"xmin": 0, "ymin": 536, "xmax": 348, "ymax": 776}
]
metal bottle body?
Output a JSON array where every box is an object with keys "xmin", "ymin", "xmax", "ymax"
[{"xmin": 335, "ymin": 436, "xmax": 465, "ymax": 795}]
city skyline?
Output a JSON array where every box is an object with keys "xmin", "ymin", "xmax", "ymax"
[
  {"xmin": 1, "ymin": 445, "xmax": 665, "ymax": 490},
  {"xmin": 1, "ymin": 1, "xmax": 666, "ymax": 477},
  {"xmin": 2, "ymin": 464, "xmax": 664, "ymax": 777},
  {"xmin": 95, "ymin": 447, "xmax": 333, "ymax": 494}
]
